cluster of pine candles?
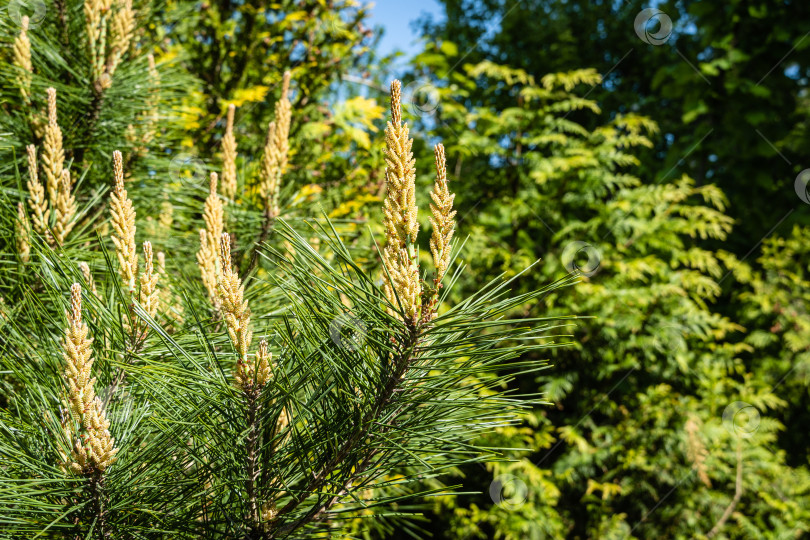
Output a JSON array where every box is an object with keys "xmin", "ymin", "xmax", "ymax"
[
  {"xmin": 3, "ymin": 4, "xmax": 570, "ymax": 538},
  {"xmin": 8, "ymin": 54, "xmax": 458, "ymax": 532}
]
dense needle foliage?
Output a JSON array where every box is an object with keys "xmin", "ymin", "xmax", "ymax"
[{"xmin": 0, "ymin": 0, "xmax": 807, "ymax": 538}]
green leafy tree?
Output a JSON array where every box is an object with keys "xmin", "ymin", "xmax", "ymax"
[
  {"xmin": 736, "ymin": 225, "xmax": 810, "ymax": 468},
  {"xmin": 404, "ymin": 48, "xmax": 810, "ymax": 538},
  {"xmin": 416, "ymin": 0, "xmax": 810, "ymax": 251}
]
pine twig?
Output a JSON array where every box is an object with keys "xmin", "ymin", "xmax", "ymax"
[
  {"xmin": 707, "ymin": 441, "xmax": 744, "ymax": 538},
  {"xmin": 269, "ymin": 323, "xmax": 421, "ymax": 536},
  {"xmin": 88, "ymin": 471, "xmax": 111, "ymax": 540},
  {"xmin": 245, "ymin": 386, "xmax": 262, "ymax": 534}
]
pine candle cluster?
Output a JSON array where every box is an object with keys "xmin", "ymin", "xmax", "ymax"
[
  {"xmin": 16, "ymin": 88, "xmax": 77, "ymax": 251},
  {"xmin": 382, "ymin": 80, "xmax": 456, "ymax": 325},
  {"xmin": 42, "ymin": 88, "xmax": 65, "ymax": 205},
  {"xmin": 221, "ymin": 105, "xmax": 238, "ymax": 199},
  {"xmin": 85, "ymin": 0, "xmax": 135, "ymax": 90},
  {"xmin": 429, "ymin": 143, "xmax": 456, "ymax": 284},
  {"xmin": 197, "ymin": 71, "xmax": 295, "ymax": 284},
  {"xmin": 9, "ymin": 7, "xmax": 159, "ymax": 265},
  {"xmin": 60, "ymin": 284, "xmax": 119, "ymax": 474},
  {"xmin": 218, "ymin": 232, "xmax": 270, "ymax": 389},
  {"xmin": 110, "ymin": 151, "xmax": 139, "ymax": 294},
  {"xmin": 382, "ymin": 80, "xmax": 421, "ymax": 323},
  {"xmin": 12, "ymin": 16, "xmax": 32, "ymax": 104},
  {"xmin": 25, "ymin": 144, "xmax": 49, "ymax": 234},
  {"xmin": 197, "ymin": 173, "xmax": 225, "ymax": 309},
  {"xmin": 260, "ymin": 71, "xmax": 293, "ymax": 219},
  {"xmin": 109, "ymin": 150, "xmax": 163, "ymax": 344},
  {"xmin": 139, "ymin": 241, "xmax": 160, "ymax": 320}
]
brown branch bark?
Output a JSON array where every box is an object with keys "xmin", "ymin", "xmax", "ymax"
[
  {"xmin": 267, "ymin": 323, "xmax": 421, "ymax": 537},
  {"xmin": 88, "ymin": 471, "xmax": 110, "ymax": 539},
  {"xmin": 707, "ymin": 441, "xmax": 743, "ymax": 538},
  {"xmin": 245, "ymin": 386, "xmax": 262, "ymax": 534}
]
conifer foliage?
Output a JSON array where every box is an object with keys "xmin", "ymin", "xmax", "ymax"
[
  {"xmin": 0, "ymin": 16, "xmax": 575, "ymax": 529},
  {"xmin": 5, "ymin": 1, "xmax": 802, "ymax": 538}
]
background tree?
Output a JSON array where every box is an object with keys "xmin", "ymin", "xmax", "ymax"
[
  {"xmin": 401, "ymin": 46, "xmax": 810, "ymax": 538},
  {"xmin": 416, "ymin": 0, "xmax": 810, "ymax": 252},
  {"xmin": 735, "ymin": 225, "xmax": 810, "ymax": 469}
]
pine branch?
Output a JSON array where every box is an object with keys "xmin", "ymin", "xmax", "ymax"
[
  {"xmin": 88, "ymin": 471, "xmax": 111, "ymax": 540},
  {"xmin": 270, "ymin": 322, "xmax": 420, "ymax": 536},
  {"xmin": 245, "ymin": 386, "xmax": 262, "ymax": 533}
]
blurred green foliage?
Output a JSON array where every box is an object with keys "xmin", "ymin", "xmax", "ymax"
[
  {"xmin": 417, "ymin": 0, "xmax": 810, "ymax": 252},
  {"xmin": 403, "ymin": 36, "xmax": 810, "ymax": 539}
]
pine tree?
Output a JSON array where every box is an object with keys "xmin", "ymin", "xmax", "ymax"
[{"xmin": 0, "ymin": 54, "xmax": 577, "ymax": 536}]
